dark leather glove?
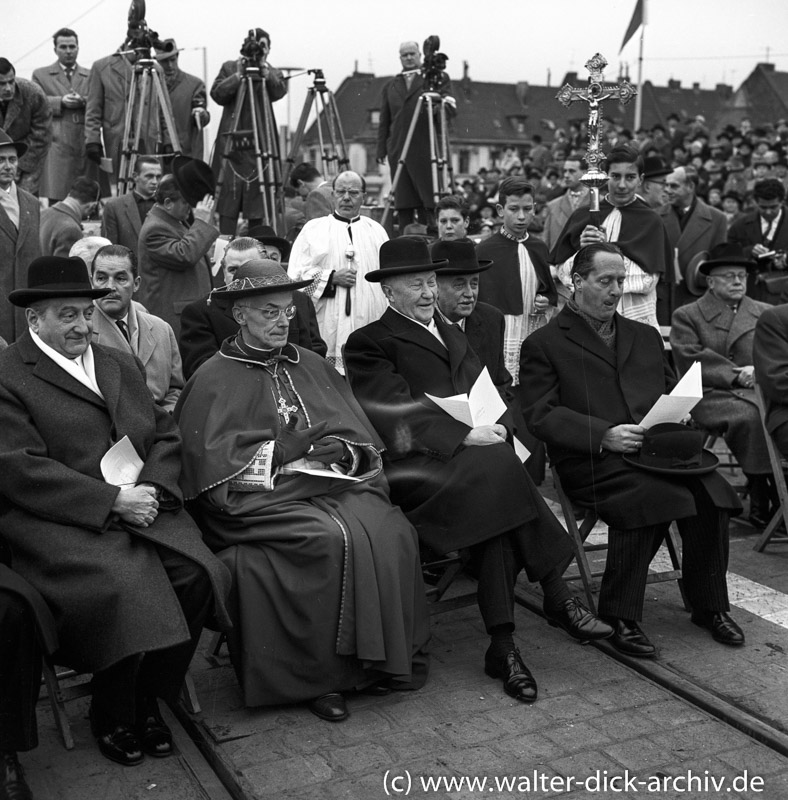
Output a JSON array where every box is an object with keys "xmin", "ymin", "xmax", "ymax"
[
  {"xmin": 308, "ymin": 437, "xmax": 346, "ymax": 466},
  {"xmin": 85, "ymin": 142, "xmax": 103, "ymax": 164},
  {"xmin": 272, "ymin": 418, "xmax": 328, "ymax": 465}
]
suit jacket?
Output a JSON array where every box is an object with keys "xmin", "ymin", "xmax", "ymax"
[
  {"xmin": 0, "ymin": 332, "xmax": 230, "ymax": 673},
  {"xmin": 0, "ymin": 78, "xmax": 52, "ymax": 193},
  {"xmin": 137, "ymin": 205, "xmax": 219, "ymax": 337},
  {"xmin": 39, "ymin": 200, "xmax": 83, "ymax": 257},
  {"xmin": 101, "ymin": 192, "xmax": 143, "ymax": 253},
  {"xmin": 91, "ymin": 301, "xmax": 184, "ymax": 411},
  {"xmin": 178, "ymin": 290, "xmax": 327, "ymax": 379},
  {"xmin": 85, "ymin": 53, "xmax": 173, "ymax": 182},
  {"xmin": 166, "ymin": 69, "xmax": 208, "ymax": 159},
  {"xmin": 345, "ymin": 308, "xmax": 569, "ymax": 565},
  {"xmin": 754, "ymin": 303, "xmax": 788, "ymax": 436},
  {"xmin": 32, "ymin": 61, "xmax": 91, "ymax": 199},
  {"xmin": 463, "ymin": 301, "xmax": 513, "ymax": 404},
  {"xmin": 0, "ymin": 187, "xmax": 41, "ymax": 343},
  {"xmin": 542, "ymin": 190, "xmax": 590, "ymax": 252},
  {"xmin": 659, "ymin": 198, "xmax": 727, "ymax": 309},
  {"xmin": 728, "ymin": 207, "xmax": 788, "ymax": 304},
  {"xmin": 520, "ymin": 307, "xmax": 740, "ymax": 528}
]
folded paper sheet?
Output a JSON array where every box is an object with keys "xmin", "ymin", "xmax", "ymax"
[
  {"xmin": 639, "ymin": 361, "xmax": 702, "ymax": 429},
  {"xmin": 100, "ymin": 435, "xmax": 144, "ymax": 487}
]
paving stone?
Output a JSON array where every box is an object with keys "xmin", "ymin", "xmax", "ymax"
[
  {"xmin": 603, "ymin": 736, "xmax": 679, "ymax": 770},
  {"xmin": 542, "ymin": 720, "xmax": 613, "ymax": 753}
]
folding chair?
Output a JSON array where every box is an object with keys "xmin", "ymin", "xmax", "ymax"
[
  {"xmin": 550, "ymin": 465, "xmax": 688, "ymax": 612},
  {"xmin": 753, "ymin": 385, "xmax": 788, "ymax": 551},
  {"xmin": 420, "ymin": 548, "xmax": 477, "ymax": 616}
]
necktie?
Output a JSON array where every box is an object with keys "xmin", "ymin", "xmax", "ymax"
[
  {"xmin": 116, "ymin": 319, "xmax": 130, "ymax": 344},
  {"xmin": 65, "ymin": 67, "xmax": 74, "ymax": 84}
]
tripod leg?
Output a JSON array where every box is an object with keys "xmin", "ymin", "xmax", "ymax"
[
  {"xmin": 282, "ymin": 87, "xmax": 313, "ymax": 189},
  {"xmin": 326, "ymin": 93, "xmax": 350, "ymax": 173},
  {"xmin": 381, "ymin": 94, "xmax": 425, "ymax": 227},
  {"xmin": 425, "ymin": 95, "xmax": 441, "ymax": 208},
  {"xmin": 247, "ymin": 77, "xmax": 272, "ymax": 226},
  {"xmin": 260, "ymin": 82, "xmax": 284, "ymax": 232},
  {"xmin": 440, "ymin": 104, "xmax": 456, "ymax": 195},
  {"xmin": 214, "ymin": 79, "xmax": 248, "ymax": 227},
  {"xmin": 118, "ymin": 68, "xmax": 141, "ymax": 195},
  {"xmin": 151, "ymin": 70, "xmax": 182, "ymax": 156}
]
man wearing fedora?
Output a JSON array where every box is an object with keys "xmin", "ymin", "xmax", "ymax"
[
  {"xmin": 155, "ymin": 40, "xmax": 209, "ymax": 160},
  {"xmin": 179, "ymin": 234, "xmax": 325, "ymax": 379},
  {"xmin": 521, "ymin": 242, "xmax": 744, "ymax": 658},
  {"xmin": 288, "ymin": 171, "xmax": 389, "ymax": 374},
  {"xmin": 659, "ymin": 165, "xmax": 727, "ymax": 314},
  {"xmin": 346, "ymin": 238, "xmax": 612, "ymax": 705},
  {"xmin": 0, "ymin": 128, "xmax": 41, "ymax": 344},
  {"xmin": 137, "ymin": 156, "xmax": 219, "ymax": 337},
  {"xmin": 639, "ymin": 156, "xmax": 671, "ymax": 210},
  {"xmin": 175, "ymin": 259, "xmax": 429, "ymax": 721},
  {"xmin": 671, "ymin": 243, "xmax": 774, "ymax": 528},
  {"xmin": 0, "ymin": 255, "xmax": 231, "ymax": 767},
  {"xmin": 101, "ymin": 156, "xmax": 162, "ymax": 256}
]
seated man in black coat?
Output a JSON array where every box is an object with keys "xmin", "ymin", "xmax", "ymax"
[
  {"xmin": 345, "ymin": 238, "xmax": 612, "ymax": 705},
  {"xmin": 520, "ymin": 242, "xmax": 745, "ymax": 658},
  {"xmin": 179, "ymin": 235, "xmax": 326, "ymax": 378}
]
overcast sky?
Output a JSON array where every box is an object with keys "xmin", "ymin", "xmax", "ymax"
[{"xmin": 3, "ymin": 0, "xmax": 787, "ymax": 142}]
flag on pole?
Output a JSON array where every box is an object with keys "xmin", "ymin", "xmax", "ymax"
[{"xmin": 619, "ymin": 0, "xmax": 645, "ymax": 53}]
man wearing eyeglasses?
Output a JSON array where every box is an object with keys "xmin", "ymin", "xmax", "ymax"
[
  {"xmin": 670, "ymin": 243, "xmax": 774, "ymax": 528},
  {"xmin": 39, "ymin": 176, "xmax": 100, "ymax": 258},
  {"xmin": 287, "ymin": 170, "xmax": 388, "ymax": 374},
  {"xmin": 728, "ymin": 179, "xmax": 788, "ymax": 304}
]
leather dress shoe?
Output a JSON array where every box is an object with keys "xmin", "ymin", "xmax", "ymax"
[
  {"xmin": 89, "ymin": 705, "xmax": 144, "ymax": 766},
  {"xmin": 691, "ymin": 610, "xmax": 745, "ymax": 646},
  {"xmin": 308, "ymin": 692, "xmax": 348, "ymax": 722},
  {"xmin": 544, "ymin": 597, "xmax": 614, "ymax": 641},
  {"xmin": 484, "ymin": 647, "xmax": 538, "ymax": 703},
  {"xmin": 605, "ymin": 618, "xmax": 657, "ymax": 659},
  {"xmin": 1, "ymin": 750, "xmax": 32, "ymax": 800},
  {"xmin": 359, "ymin": 681, "xmax": 393, "ymax": 696},
  {"xmin": 136, "ymin": 698, "xmax": 173, "ymax": 758}
]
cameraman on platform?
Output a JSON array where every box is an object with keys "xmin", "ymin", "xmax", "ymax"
[
  {"xmin": 376, "ymin": 40, "xmax": 455, "ymax": 233},
  {"xmin": 210, "ymin": 28, "xmax": 286, "ymax": 235}
]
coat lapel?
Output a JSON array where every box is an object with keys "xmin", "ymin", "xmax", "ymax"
[
  {"xmin": 92, "ymin": 345, "xmax": 122, "ymax": 421},
  {"xmin": 727, "ymin": 296, "xmax": 762, "ymax": 350},
  {"xmin": 559, "ymin": 308, "xmax": 617, "ymax": 369},
  {"xmin": 123, "ymin": 194, "xmax": 142, "ymax": 235},
  {"xmin": 381, "ymin": 308, "xmax": 450, "ymax": 364},
  {"xmin": 436, "ymin": 315, "xmax": 471, "ymax": 384},
  {"xmin": 130, "ymin": 304, "xmax": 155, "ymax": 366},
  {"xmin": 679, "ymin": 202, "xmax": 710, "ymax": 251}
]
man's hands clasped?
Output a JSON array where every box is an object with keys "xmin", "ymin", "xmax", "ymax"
[{"xmin": 112, "ymin": 484, "xmax": 159, "ymax": 527}]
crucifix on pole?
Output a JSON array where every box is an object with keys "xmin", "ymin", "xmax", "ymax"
[{"xmin": 555, "ymin": 53, "xmax": 637, "ymax": 226}]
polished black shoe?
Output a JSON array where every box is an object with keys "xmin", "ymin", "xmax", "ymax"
[
  {"xmin": 691, "ymin": 610, "xmax": 745, "ymax": 646},
  {"xmin": 358, "ymin": 680, "xmax": 393, "ymax": 696},
  {"xmin": 308, "ymin": 692, "xmax": 348, "ymax": 722},
  {"xmin": 544, "ymin": 597, "xmax": 615, "ymax": 641},
  {"xmin": 1, "ymin": 750, "xmax": 33, "ymax": 800},
  {"xmin": 605, "ymin": 618, "xmax": 657, "ymax": 659},
  {"xmin": 136, "ymin": 698, "xmax": 173, "ymax": 758},
  {"xmin": 89, "ymin": 705, "xmax": 144, "ymax": 766},
  {"xmin": 484, "ymin": 647, "xmax": 538, "ymax": 703}
]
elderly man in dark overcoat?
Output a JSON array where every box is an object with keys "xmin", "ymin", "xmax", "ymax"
[
  {"xmin": 521, "ymin": 243, "xmax": 744, "ymax": 659},
  {"xmin": 671, "ymin": 242, "xmax": 773, "ymax": 527},
  {"xmin": 346, "ymin": 238, "xmax": 612, "ymax": 706},
  {"xmin": 0, "ymin": 256, "xmax": 231, "ymax": 768}
]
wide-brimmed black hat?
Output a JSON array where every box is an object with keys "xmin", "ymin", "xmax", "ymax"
[
  {"xmin": 642, "ymin": 155, "xmax": 671, "ymax": 179},
  {"xmin": 210, "ymin": 259, "xmax": 313, "ymax": 301},
  {"xmin": 172, "ymin": 155, "xmax": 215, "ymax": 207},
  {"xmin": 0, "ymin": 127, "xmax": 28, "ymax": 158},
  {"xmin": 247, "ymin": 225, "xmax": 291, "ymax": 261},
  {"xmin": 432, "ymin": 240, "xmax": 493, "ymax": 275},
  {"xmin": 623, "ymin": 423, "xmax": 718, "ymax": 475},
  {"xmin": 9, "ymin": 256, "xmax": 110, "ymax": 307},
  {"xmin": 685, "ymin": 243, "xmax": 758, "ymax": 297},
  {"xmin": 365, "ymin": 238, "xmax": 447, "ymax": 283}
]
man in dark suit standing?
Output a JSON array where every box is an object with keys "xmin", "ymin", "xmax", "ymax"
[
  {"xmin": 376, "ymin": 41, "xmax": 455, "ymax": 232},
  {"xmin": 728, "ymin": 179, "xmax": 788, "ymax": 304},
  {"xmin": 32, "ymin": 27, "xmax": 91, "ymax": 203},
  {"xmin": 346, "ymin": 238, "xmax": 611, "ymax": 706},
  {"xmin": 39, "ymin": 176, "xmax": 99, "ymax": 257},
  {"xmin": 101, "ymin": 156, "xmax": 162, "ymax": 256},
  {"xmin": 520, "ymin": 243, "xmax": 744, "ymax": 658},
  {"xmin": 659, "ymin": 166, "xmax": 727, "ymax": 314},
  {"xmin": 0, "ymin": 129, "xmax": 41, "ymax": 343}
]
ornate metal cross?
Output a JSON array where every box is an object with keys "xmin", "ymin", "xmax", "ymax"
[
  {"xmin": 276, "ymin": 395, "xmax": 299, "ymax": 424},
  {"xmin": 556, "ymin": 54, "xmax": 637, "ymax": 224}
]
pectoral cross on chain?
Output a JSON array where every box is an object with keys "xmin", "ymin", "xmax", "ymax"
[
  {"xmin": 555, "ymin": 54, "xmax": 637, "ymax": 224},
  {"xmin": 276, "ymin": 395, "xmax": 299, "ymax": 424}
]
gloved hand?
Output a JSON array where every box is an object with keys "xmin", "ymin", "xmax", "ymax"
[
  {"xmin": 85, "ymin": 142, "xmax": 103, "ymax": 164},
  {"xmin": 273, "ymin": 418, "xmax": 328, "ymax": 465},
  {"xmin": 308, "ymin": 437, "xmax": 346, "ymax": 466}
]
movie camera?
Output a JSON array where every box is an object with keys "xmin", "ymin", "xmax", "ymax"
[
  {"xmin": 421, "ymin": 35, "xmax": 449, "ymax": 92},
  {"xmin": 125, "ymin": 0, "xmax": 170, "ymax": 57},
  {"xmin": 240, "ymin": 29, "xmax": 270, "ymax": 68}
]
